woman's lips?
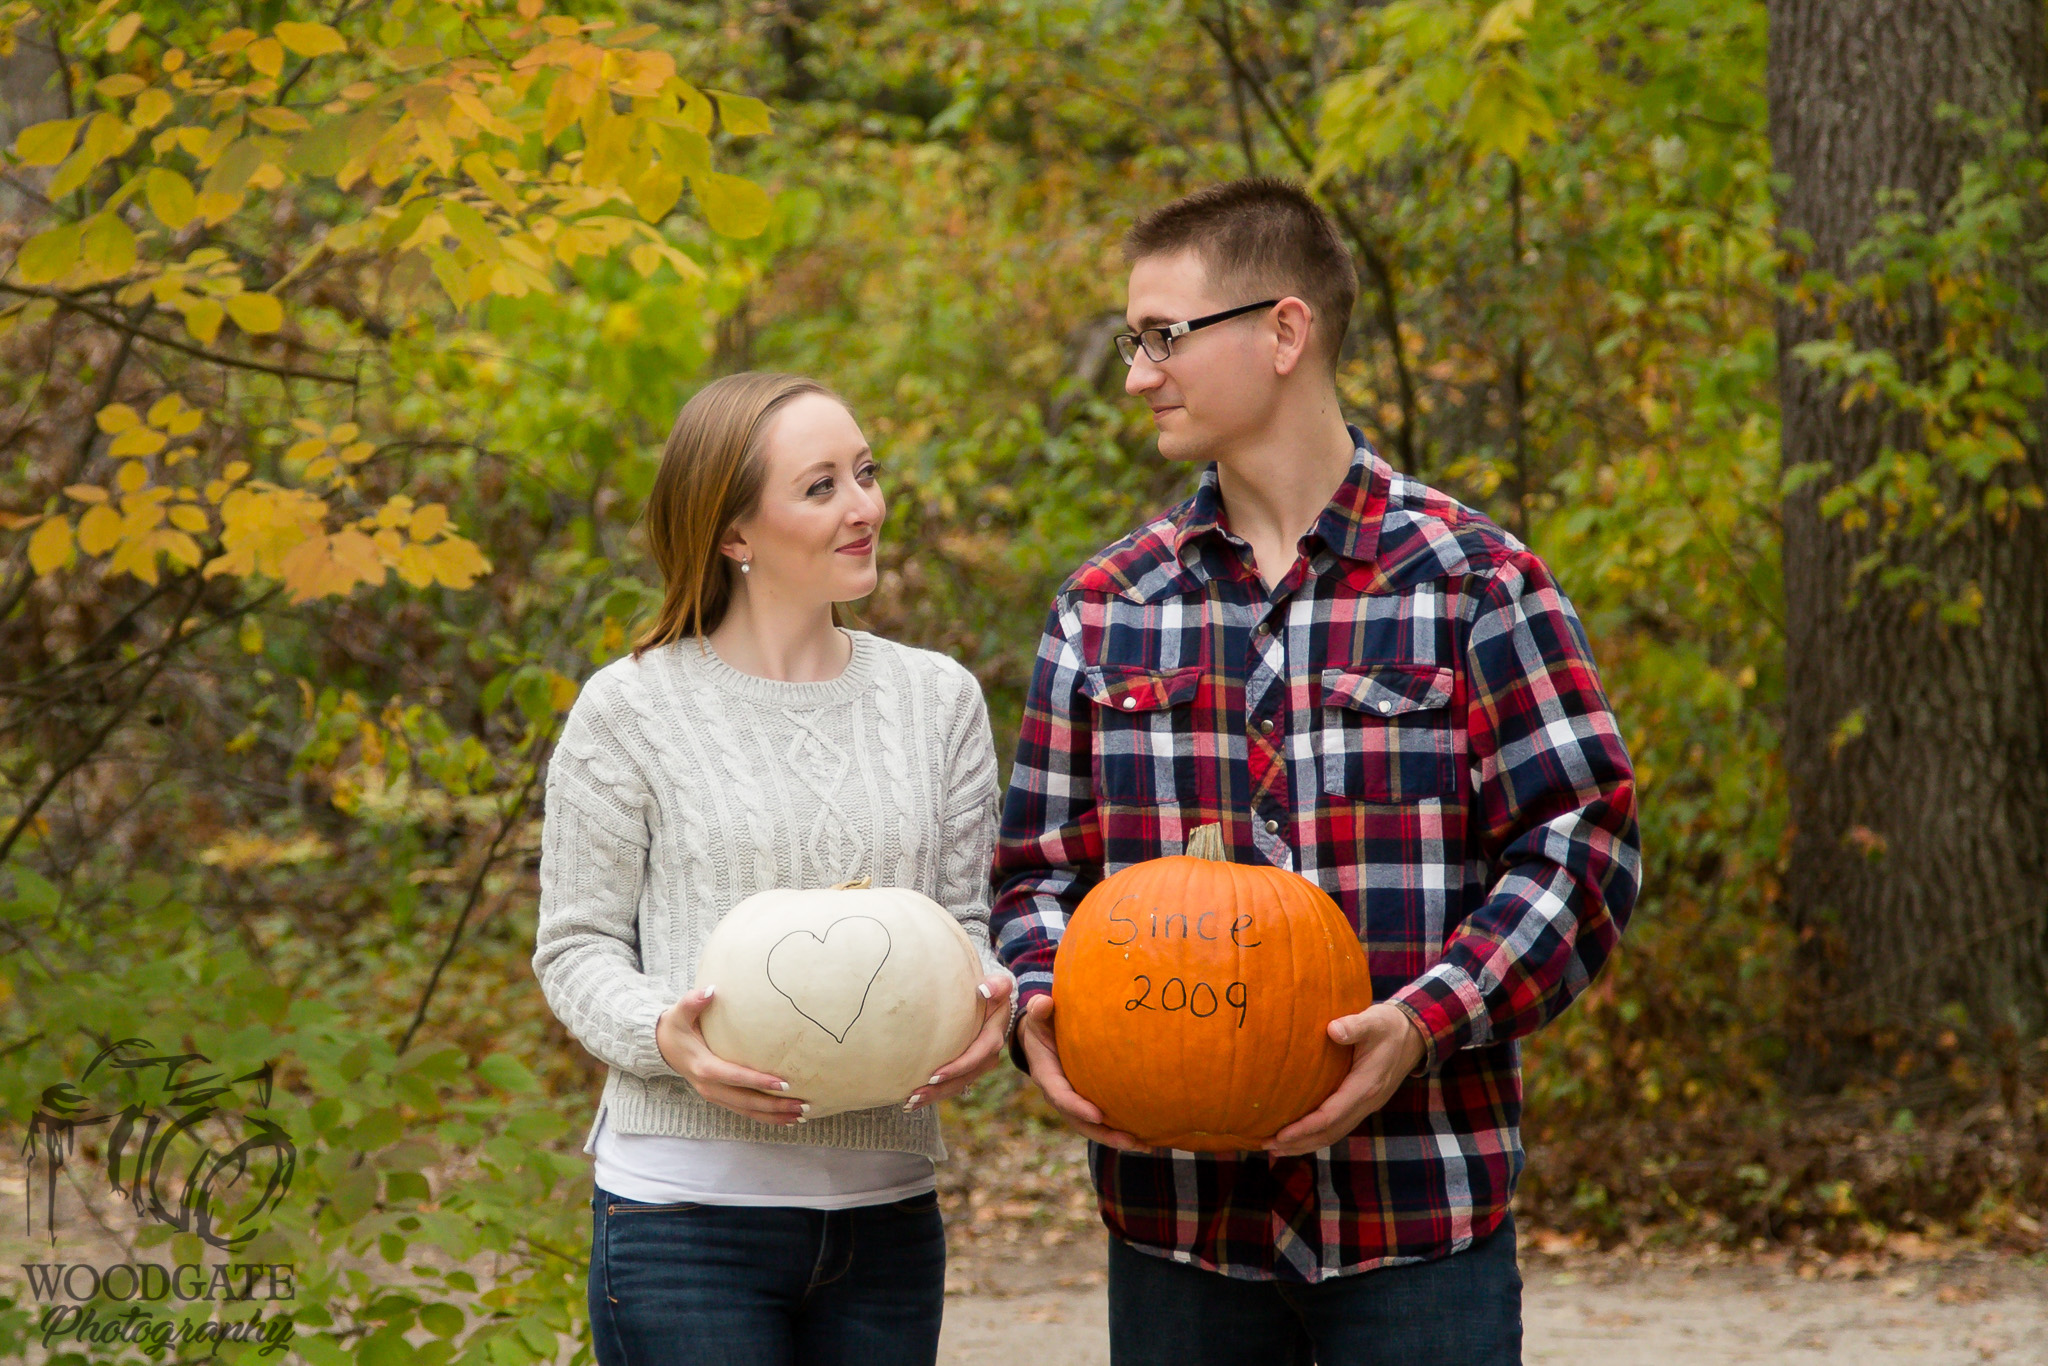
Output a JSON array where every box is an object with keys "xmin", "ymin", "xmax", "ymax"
[{"xmin": 836, "ymin": 537, "xmax": 873, "ymax": 555}]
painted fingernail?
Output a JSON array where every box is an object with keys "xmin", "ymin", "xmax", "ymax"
[
  {"xmin": 797, "ymin": 1115, "xmax": 809, "ymax": 1124},
  {"xmin": 777, "ymin": 1081, "xmax": 790, "ymax": 1091},
  {"xmin": 700, "ymin": 984, "xmax": 716, "ymax": 1000},
  {"xmin": 904, "ymin": 1095, "xmax": 921, "ymax": 1111},
  {"xmin": 929, "ymin": 1074, "xmax": 944, "ymax": 1086},
  {"xmin": 978, "ymin": 983, "xmax": 993, "ymax": 999},
  {"xmin": 799, "ymin": 1103, "xmax": 811, "ymax": 1115}
]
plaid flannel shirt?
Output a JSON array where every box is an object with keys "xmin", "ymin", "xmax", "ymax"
[{"xmin": 990, "ymin": 427, "xmax": 1641, "ymax": 1282}]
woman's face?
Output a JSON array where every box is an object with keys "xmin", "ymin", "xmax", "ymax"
[{"xmin": 724, "ymin": 392, "xmax": 884, "ymax": 608}]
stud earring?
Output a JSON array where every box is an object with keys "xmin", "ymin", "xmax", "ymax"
[{"xmin": 739, "ymin": 557, "xmax": 751, "ymax": 575}]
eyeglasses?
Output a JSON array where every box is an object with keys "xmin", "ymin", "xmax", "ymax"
[{"xmin": 1114, "ymin": 299, "xmax": 1281, "ymax": 366}]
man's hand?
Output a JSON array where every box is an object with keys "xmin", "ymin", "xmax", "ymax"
[
  {"xmin": 904, "ymin": 974, "xmax": 1015, "ymax": 1111},
  {"xmin": 1015, "ymin": 994, "xmax": 1148, "ymax": 1151},
  {"xmin": 1264, "ymin": 1003, "xmax": 1428, "ymax": 1157},
  {"xmin": 656, "ymin": 986, "xmax": 808, "ymax": 1125}
]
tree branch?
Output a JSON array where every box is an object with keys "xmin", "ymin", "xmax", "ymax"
[{"xmin": 0, "ymin": 284, "xmax": 355, "ymax": 384}]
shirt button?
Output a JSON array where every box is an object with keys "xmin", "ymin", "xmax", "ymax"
[
  {"xmin": 1256, "ymin": 621, "xmax": 1271, "ymax": 635},
  {"xmin": 1378, "ymin": 699, "xmax": 1393, "ymax": 714},
  {"xmin": 1258, "ymin": 718, "xmax": 1275, "ymax": 735},
  {"xmin": 1122, "ymin": 697, "xmax": 1137, "ymax": 710},
  {"xmin": 1264, "ymin": 819, "xmax": 1280, "ymax": 834}
]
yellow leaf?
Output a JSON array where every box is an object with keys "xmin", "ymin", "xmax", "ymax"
[
  {"xmin": 462, "ymin": 151, "xmax": 523, "ymax": 214},
  {"xmin": 392, "ymin": 540, "xmax": 437, "ymax": 588},
  {"xmin": 64, "ymin": 483, "xmax": 109, "ymax": 502},
  {"xmin": 97, "ymin": 403, "xmax": 141, "ymax": 433},
  {"xmin": 109, "ymin": 426, "xmax": 167, "ymax": 457},
  {"xmin": 248, "ymin": 106, "xmax": 311, "ymax": 133},
  {"xmin": 709, "ymin": 89, "xmax": 771, "ymax": 137},
  {"xmin": 304, "ymin": 455, "xmax": 338, "ymax": 481},
  {"xmin": 287, "ymin": 438, "xmax": 328, "ymax": 463},
  {"xmin": 628, "ymin": 242, "xmax": 660, "ymax": 277},
  {"xmin": 274, "ymin": 21, "xmax": 346, "ymax": 56},
  {"xmin": 116, "ymin": 460, "xmax": 149, "ymax": 493},
  {"xmin": 245, "ymin": 36, "xmax": 284, "ymax": 78},
  {"xmin": 628, "ymin": 160, "xmax": 682, "ymax": 223},
  {"xmin": 78, "ymin": 504, "xmax": 122, "ymax": 555},
  {"xmin": 156, "ymin": 527, "xmax": 202, "ymax": 569},
  {"xmin": 165, "ymin": 408, "xmax": 203, "ymax": 437},
  {"xmin": 423, "ymin": 534, "xmax": 491, "ymax": 588},
  {"xmin": 17, "ymin": 223, "xmax": 81, "ymax": 285},
  {"xmin": 131, "ymin": 88, "xmax": 173, "ymax": 129},
  {"xmin": 105, "ymin": 11, "xmax": 144, "ymax": 52},
  {"xmin": 238, "ymin": 615, "xmax": 264, "ymax": 653},
  {"xmin": 225, "ymin": 292, "xmax": 283, "ymax": 334},
  {"xmin": 408, "ymin": 502, "xmax": 449, "ymax": 541},
  {"xmin": 329, "ymin": 422, "xmax": 359, "ymax": 443},
  {"xmin": 449, "ymin": 90, "xmax": 520, "ymax": 140},
  {"xmin": 339, "ymin": 441, "xmax": 375, "ymax": 464},
  {"xmin": 147, "ymin": 394, "xmax": 186, "ymax": 425},
  {"xmin": 290, "ymin": 416, "xmax": 326, "ymax": 436},
  {"xmin": 96, "ymin": 74, "xmax": 146, "ymax": 98},
  {"xmin": 691, "ymin": 171, "xmax": 772, "ymax": 238},
  {"xmin": 1474, "ymin": 0, "xmax": 1538, "ymax": 47},
  {"xmin": 80, "ymin": 212, "xmax": 137, "ymax": 278},
  {"xmin": 169, "ymin": 504, "xmax": 208, "ymax": 532},
  {"xmin": 182, "ymin": 297, "xmax": 225, "ymax": 344},
  {"xmin": 145, "ymin": 168, "xmax": 197, "ymax": 229},
  {"xmin": 28, "ymin": 516, "xmax": 73, "ymax": 575}
]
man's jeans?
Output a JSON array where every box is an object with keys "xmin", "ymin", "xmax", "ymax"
[
  {"xmin": 587, "ymin": 1183, "xmax": 946, "ymax": 1366},
  {"xmin": 1106, "ymin": 1210, "xmax": 1523, "ymax": 1366}
]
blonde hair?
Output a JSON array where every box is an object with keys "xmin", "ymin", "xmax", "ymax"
[{"xmin": 630, "ymin": 372, "xmax": 851, "ymax": 658}]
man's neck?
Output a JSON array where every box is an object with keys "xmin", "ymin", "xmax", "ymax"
[{"xmin": 1210, "ymin": 390, "xmax": 1358, "ymax": 567}]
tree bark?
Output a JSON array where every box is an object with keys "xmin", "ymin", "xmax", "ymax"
[{"xmin": 1769, "ymin": 0, "xmax": 2048, "ymax": 1077}]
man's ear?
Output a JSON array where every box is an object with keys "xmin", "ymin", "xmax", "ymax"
[{"xmin": 1270, "ymin": 296, "xmax": 1316, "ymax": 377}]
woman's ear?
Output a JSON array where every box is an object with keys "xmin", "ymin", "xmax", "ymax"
[{"xmin": 1270, "ymin": 296, "xmax": 1316, "ymax": 377}]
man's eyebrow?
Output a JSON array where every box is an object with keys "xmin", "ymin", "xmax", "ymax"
[{"xmin": 1130, "ymin": 314, "xmax": 1175, "ymax": 329}]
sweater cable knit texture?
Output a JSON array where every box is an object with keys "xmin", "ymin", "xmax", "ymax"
[{"xmin": 532, "ymin": 628, "xmax": 1009, "ymax": 1164}]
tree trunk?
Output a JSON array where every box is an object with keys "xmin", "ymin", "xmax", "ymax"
[{"xmin": 1769, "ymin": 0, "xmax": 2048, "ymax": 1079}]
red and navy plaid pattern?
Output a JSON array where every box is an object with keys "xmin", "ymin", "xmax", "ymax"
[{"xmin": 990, "ymin": 428, "xmax": 1641, "ymax": 1282}]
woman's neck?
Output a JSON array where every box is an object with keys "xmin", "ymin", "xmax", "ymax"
[{"xmin": 704, "ymin": 600, "xmax": 852, "ymax": 682}]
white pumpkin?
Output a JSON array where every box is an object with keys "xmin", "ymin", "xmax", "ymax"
[{"xmin": 696, "ymin": 877, "xmax": 985, "ymax": 1118}]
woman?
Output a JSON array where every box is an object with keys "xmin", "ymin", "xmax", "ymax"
[{"xmin": 531, "ymin": 372, "xmax": 1016, "ymax": 1366}]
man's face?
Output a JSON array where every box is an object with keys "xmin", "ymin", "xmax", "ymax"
[{"xmin": 1123, "ymin": 248, "xmax": 1283, "ymax": 464}]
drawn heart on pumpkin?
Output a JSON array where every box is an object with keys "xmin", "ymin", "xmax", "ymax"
[{"xmin": 765, "ymin": 917, "xmax": 893, "ymax": 1043}]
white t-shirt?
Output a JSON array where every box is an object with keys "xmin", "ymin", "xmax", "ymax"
[{"xmin": 590, "ymin": 1109, "xmax": 936, "ymax": 1210}]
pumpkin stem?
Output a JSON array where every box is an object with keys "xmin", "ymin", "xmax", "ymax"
[
  {"xmin": 1184, "ymin": 823, "xmax": 1228, "ymax": 861},
  {"xmin": 831, "ymin": 875, "xmax": 873, "ymax": 890}
]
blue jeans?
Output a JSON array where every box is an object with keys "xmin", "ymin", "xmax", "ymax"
[
  {"xmin": 587, "ymin": 1183, "xmax": 946, "ymax": 1366},
  {"xmin": 1106, "ymin": 1210, "xmax": 1522, "ymax": 1366}
]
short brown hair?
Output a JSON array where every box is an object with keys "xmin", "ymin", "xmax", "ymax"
[
  {"xmin": 1122, "ymin": 176, "xmax": 1358, "ymax": 371},
  {"xmin": 631, "ymin": 372, "xmax": 849, "ymax": 657}
]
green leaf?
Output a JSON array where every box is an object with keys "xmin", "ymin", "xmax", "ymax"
[
  {"xmin": 478, "ymin": 1052, "xmax": 540, "ymax": 1093},
  {"xmin": 16, "ymin": 117, "xmax": 85, "ymax": 165},
  {"xmin": 709, "ymin": 90, "xmax": 772, "ymax": 136},
  {"xmin": 17, "ymin": 222, "xmax": 81, "ymax": 285},
  {"xmin": 692, "ymin": 171, "xmax": 772, "ymax": 238},
  {"xmin": 420, "ymin": 1304, "xmax": 465, "ymax": 1338}
]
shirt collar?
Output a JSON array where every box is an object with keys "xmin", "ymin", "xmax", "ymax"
[{"xmin": 1172, "ymin": 425, "xmax": 1389, "ymax": 570}]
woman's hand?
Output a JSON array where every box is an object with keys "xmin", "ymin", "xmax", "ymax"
[
  {"xmin": 903, "ymin": 973, "xmax": 1015, "ymax": 1112},
  {"xmin": 655, "ymin": 985, "xmax": 809, "ymax": 1126}
]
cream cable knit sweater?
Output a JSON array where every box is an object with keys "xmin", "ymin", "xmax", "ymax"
[{"xmin": 532, "ymin": 628, "xmax": 1010, "ymax": 1165}]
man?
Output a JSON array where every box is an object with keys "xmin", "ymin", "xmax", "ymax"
[{"xmin": 990, "ymin": 176, "xmax": 1641, "ymax": 1365}]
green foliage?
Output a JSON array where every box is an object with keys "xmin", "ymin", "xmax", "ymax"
[{"xmin": 1786, "ymin": 104, "xmax": 2048, "ymax": 620}]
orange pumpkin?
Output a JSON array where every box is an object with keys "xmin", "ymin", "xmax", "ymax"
[{"xmin": 1051, "ymin": 822, "xmax": 1373, "ymax": 1150}]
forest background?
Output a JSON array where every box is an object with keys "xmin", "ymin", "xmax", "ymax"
[{"xmin": 1, "ymin": 0, "xmax": 2045, "ymax": 1362}]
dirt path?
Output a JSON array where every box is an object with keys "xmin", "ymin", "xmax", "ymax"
[
  {"xmin": 7, "ymin": 1142, "xmax": 2044, "ymax": 1365},
  {"xmin": 939, "ymin": 1239, "xmax": 2048, "ymax": 1365}
]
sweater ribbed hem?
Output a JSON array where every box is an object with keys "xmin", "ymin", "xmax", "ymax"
[{"xmin": 583, "ymin": 1068, "xmax": 949, "ymax": 1164}]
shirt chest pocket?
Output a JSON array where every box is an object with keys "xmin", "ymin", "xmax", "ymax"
[
  {"xmin": 1081, "ymin": 663, "xmax": 1201, "ymax": 803},
  {"xmin": 1318, "ymin": 663, "xmax": 1458, "ymax": 803}
]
